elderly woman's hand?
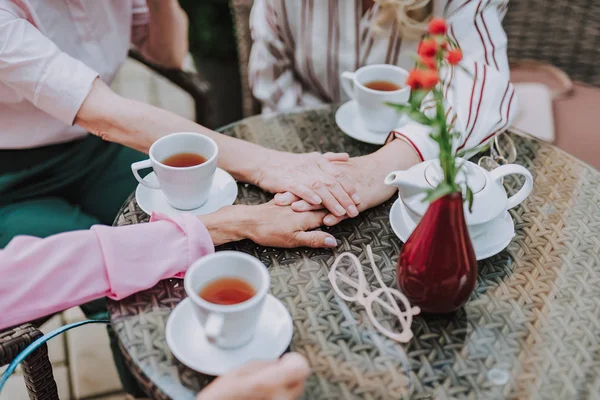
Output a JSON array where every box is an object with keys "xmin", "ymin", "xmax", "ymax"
[
  {"xmin": 196, "ymin": 353, "xmax": 311, "ymax": 400},
  {"xmin": 251, "ymin": 150, "xmax": 362, "ymax": 218}
]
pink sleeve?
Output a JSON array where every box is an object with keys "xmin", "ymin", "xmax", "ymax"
[
  {"xmin": 391, "ymin": 0, "xmax": 517, "ymax": 160},
  {"xmin": 0, "ymin": 213, "xmax": 214, "ymax": 330},
  {"xmin": 0, "ymin": 6, "xmax": 98, "ymax": 125}
]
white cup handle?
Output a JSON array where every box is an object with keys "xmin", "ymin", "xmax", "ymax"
[
  {"xmin": 131, "ymin": 159, "xmax": 160, "ymax": 189},
  {"xmin": 341, "ymin": 71, "xmax": 356, "ymax": 100},
  {"xmin": 204, "ymin": 313, "xmax": 225, "ymax": 344},
  {"xmin": 489, "ymin": 164, "xmax": 534, "ymax": 210}
]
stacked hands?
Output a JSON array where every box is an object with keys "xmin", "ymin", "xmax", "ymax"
[{"xmin": 203, "ymin": 143, "xmax": 416, "ymax": 250}]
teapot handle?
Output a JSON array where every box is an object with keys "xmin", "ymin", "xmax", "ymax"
[{"xmin": 489, "ymin": 164, "xmax": 534, "ymax": 210}]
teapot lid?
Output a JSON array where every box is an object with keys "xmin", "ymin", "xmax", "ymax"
[
  {"xmin": 402, "ymin": 159, "xmax": 508, "ymax": 226},
  {"xmin": 424, "ymin": 161, "xmax": 486, "ymax": 194}
]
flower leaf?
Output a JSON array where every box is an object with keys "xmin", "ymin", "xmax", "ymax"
[
  {"xmin": 409, "ymin": 110, "xmax": 434, "ymax": 125},
  {"xmin": 424, "ymin": 182, "xmax": 455, "ymax": 203},
  {"xmin": 409, "ymin": 90, "xmax": 428, "ymax": 109},
  {"xmin": 386, "ymin": 102, "xmax": 411, "ymax": 115},
  {"xmin": 447, "ymin": 36, "xmax": 459, "ymax": 49},
  {"xmin": 457, "ymin": 65, "xmax": 474, "ymax": 78},
  {"xmin": 466, "ymin": 185, "xmax": 474, "ymax": 213}
]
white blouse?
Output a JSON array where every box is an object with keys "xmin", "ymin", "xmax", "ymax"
[{"xmin": 249, "ymin": 0, "xmax": 516, "ymax": 161}]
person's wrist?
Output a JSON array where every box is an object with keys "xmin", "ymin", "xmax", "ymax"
[
  {"xmin": 198, "ymin": 206, "xmax": 249, "ymax": 246},
  {"xmin": 246, "ymin": 146, "xmax": 276, "ymax": 187},
  {"xmin": 383, "ymin": 137, "xmax": 422, "ymax": 170}
]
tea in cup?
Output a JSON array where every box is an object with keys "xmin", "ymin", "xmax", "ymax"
[
  {"xmin": 341, "ymin": 64, "xmax": 410, "ymax": 133},
  {"xmin": 131, "ymin": 132, "xmax": 218, "ymax": 210},
  {"xmin": 184, "ymin": 251, "xmax": 270, "ymax": 349}
]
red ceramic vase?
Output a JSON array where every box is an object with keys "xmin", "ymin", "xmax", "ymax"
[{"xmin": 397, "ymin": 192, "xmax": 477, "ymax": 313}]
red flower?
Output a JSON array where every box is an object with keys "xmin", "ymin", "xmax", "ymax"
[
  {"xmin": 420, "ymin": 55, "xmax": 437, "ymax": 70},
  {"xmin": 446, "ymin": 49, "xmax": 463, "ymax": 65},
  {"xmin": 406, "ymin": 69, "xmax": 439, "ymax": 90},
  {"xmin": 428, "ymin": 17, "xmax": 447, "ymax": 35},
  {"xmin": 417, "ymin": 39, "xmax": 438, "ymax": 58},
  {"xmin": 421, "ymin": 69, "xmax": 440, "ymax": 90},
  {"xmin": 406, "ymin": 69, "xmax": 424, "ymax": 89}
]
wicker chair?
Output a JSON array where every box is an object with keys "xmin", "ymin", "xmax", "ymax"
[
  {"xmin": 0, "ymin": 324, "xmax": 58, "ymax": 399},
  {"xmin": 231, "ymin": 0, "xmax": 260, "ymax": 117},
  {"xmin": 230, "ymin": 0, "xmax": 600, "ymax": 118},
  {"xmin": 502, "ymin": 0, "xmax": 600, "ymax": 87},
  {"xmin": 0, "ymin": 51, "xmax": 211, "ymax": 400}
]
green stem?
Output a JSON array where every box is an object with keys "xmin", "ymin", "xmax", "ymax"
[{"xmin": 432, "ymin": 87, "xmax": 456, "ymax": 190}]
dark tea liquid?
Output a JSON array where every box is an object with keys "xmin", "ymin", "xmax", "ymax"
[
  {"xmin": 364, "ymin": 80, "xmax": 401, "ymax": 91},
  {"xmin": 199, "ymin": 277, "xmax": 256, "ymax": 305},
  {"xmin": 162, "ymin": 152, "xmax": 207, "ymax": 167}
]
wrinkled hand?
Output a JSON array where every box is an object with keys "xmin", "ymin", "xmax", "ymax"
[
  {"xmin": 196, "ymin": 353, "xmax": 311, "ymax": 400},
  {"xmin": 202, "ymin": 201, "xmax": 338, "ymax": 248},
  {"xmin": 253, "ymin": 151, "xmax": 361, "ymax": 218},
  {"xmin": 274, "ymin": 155, "xmax": 399, "ymax": 226}
]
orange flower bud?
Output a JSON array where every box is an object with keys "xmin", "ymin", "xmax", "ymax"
[
  {"xmin": 417, "ymin": 39, "xmax": 438, "ymax": 58},
  {"xmin": 406, "ymin": 69, "xmax": 424, "ymax": 90},
  {"xmin": 421, "ymin": 69, "xmax": 440, "ymax": 90},
  {"xmin": 446, "ymin": 49, "xmax": 463, "ymax": 65},
  {"xmin": 420, "ymin": 56, "xmax": 437, "ymax": 70},
  {"xmin": 428, "ymin": 17, "xmax": 448, "ymax": 35}
]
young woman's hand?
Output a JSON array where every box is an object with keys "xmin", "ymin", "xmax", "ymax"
[
  {"xmin": 199, "ymin": 201, "xmax": 338, "ymax": 248},
  {"xmin": 196, "ymin": 353, "xmax": 311, "ymax": 400},
  {"xmin": 251, "ymin": 150, "xmax": 362, "ymax": 218}
]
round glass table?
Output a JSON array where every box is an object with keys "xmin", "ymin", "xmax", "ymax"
[{"xmin": 109, "ymin": 105, "xmax": 600, "ymax": 399}]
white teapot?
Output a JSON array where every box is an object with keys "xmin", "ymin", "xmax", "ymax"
[{"xmin": 384, "ymin": 158, "xmax": 534, "ymax": 233}]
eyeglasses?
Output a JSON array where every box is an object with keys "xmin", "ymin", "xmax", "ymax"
[
  {"xmin": 477, "ymin": 134, "xmax": 517, "ymax": 172},
  {"xmin": 328, "ymin": 245, "xmax": 420, "ymax": 343}
]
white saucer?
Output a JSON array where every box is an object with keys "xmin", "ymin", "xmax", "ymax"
[
  {"xmin": 135, "ymin": 168, "xmax": 238, "ymax": 216},
  {"xmin": 389, "ymin": 198, "xmax": 515, "ymax": 260},
  {"xmin": 166, "ymin": 295, "xmax": 294, "ymax": 376},
  {"xmin": 336, "ymin": 101, "xmax": 391, "ymax": 145}
]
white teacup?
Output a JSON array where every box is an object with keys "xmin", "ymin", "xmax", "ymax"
[
  {"xmin": 131, "ymin": 132, "xmax": 218, "ymax": 210},
  {"xmin": 341, "ymin": 64, "xmax": 410, "ymax": 133},
  {"xmin": 184, "ymin": 251, "xmax": 270, "ymax": 349}
]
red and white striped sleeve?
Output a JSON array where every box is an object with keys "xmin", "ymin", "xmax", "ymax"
[
  {"xmin": 388, "ymin": 0, "xmax": 516, "ymax": 161},
  {"xmin": 249, "ymin": 0, "xmax": 322, "ymax": 114}
]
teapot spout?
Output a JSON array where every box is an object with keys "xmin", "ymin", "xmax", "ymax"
[{"xmin": 384, "ymin": 170, "xmax": 429, "ymax": 198}]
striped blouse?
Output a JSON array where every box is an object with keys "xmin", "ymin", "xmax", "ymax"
[{"xmin": 249, "ymin": 0, "xmax": 517, "ymax": 161}]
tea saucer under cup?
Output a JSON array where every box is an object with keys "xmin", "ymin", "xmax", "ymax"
[
  {"xmin": 335, "ymin": 101, "xmax": 408, "ymax": 145},
  {"xmin": 135, "ymin": 167, "xmax": 238, "ymax": 217},
  {"xmin": 389, "ymin": 198, "xmax": 515, "ymax": 260},
  {"xmin": 165, "ymin": 295, "xmax": 294, "ymax": 376}
]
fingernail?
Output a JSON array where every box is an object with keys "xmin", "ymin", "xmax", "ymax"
[
  {"xmin": 324, "ymin": 215, "xmax": 336, "ymax": 225},
  {"xmin": 324, "ymin": 237, "xmax": 337, "ymax": 247},
  {"xmin": 335, "ymin": 205, "xmax": 346, "ymax": 216},
  {"xmin": 295, "ymin": 202, "xmax": 309, "ymax": 211},
  {"xmin": 312, "ymin": 196, "xmax": 322, "ymax": 204},
  {"xmin": 348, "ymin": 205, "xmax": 359, "ymax": 217},
  {"xmin": 276, "ymin": 192, "xmax": 291, "ymax": 202},
  {"xmin": 352, "ymin": 194, "xmax": 362, "ymax": 204}
]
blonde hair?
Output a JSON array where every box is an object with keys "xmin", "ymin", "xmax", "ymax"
[{"xmin": 373, "ymin": 0, "xmax": 433, "ymax": 39}]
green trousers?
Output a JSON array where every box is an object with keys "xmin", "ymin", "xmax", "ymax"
[{"xmin": 0, "ymin": 135, "xmax": 146, "ymax": 397}]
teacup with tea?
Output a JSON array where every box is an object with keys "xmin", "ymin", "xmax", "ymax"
[
  {"xmin": 131, "ymin": 132, "xmax": 218, "ymax": 210},
  {"xmin": 341, "ymin": 64, "xmax": 410, "ymax": 133},
  {"xmin": 184, "ymin": 251, "xmax": 270, "ymax": 349}
]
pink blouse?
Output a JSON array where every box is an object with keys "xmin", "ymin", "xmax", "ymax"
[
  {"xmin": 0, "ymin": 213, "xmax": 214, "ymax": 330},
  {"xmin": 0, "ymin": 0, "xmax": 151, "ymax": 149}
]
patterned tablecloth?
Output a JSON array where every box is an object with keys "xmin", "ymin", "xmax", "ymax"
[{"xmin": 109, "ymin": 105, "xmax": 600, "ymax": 400}]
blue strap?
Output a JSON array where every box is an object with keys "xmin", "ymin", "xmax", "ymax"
[{"xmin": 0, "ymin": 319, "xmax": 109, "ymax": 394}]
